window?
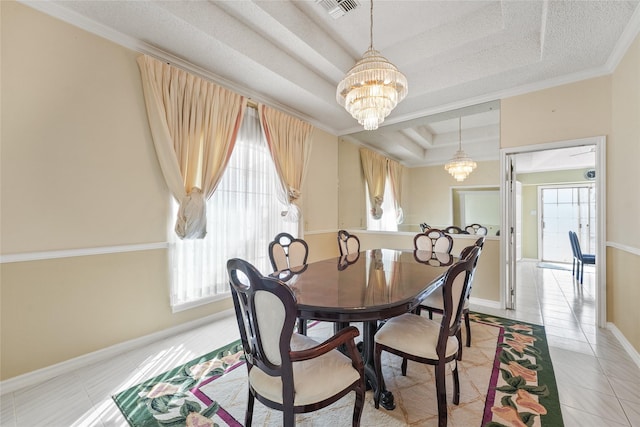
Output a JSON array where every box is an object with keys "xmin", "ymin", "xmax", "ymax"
[
  {"xmin": 169, "ymin": 108, "xmax": 297, "ymax": 311},
  {"xmin": 366, "ymin": 178, "xmax": 398, "ymax": 232}
]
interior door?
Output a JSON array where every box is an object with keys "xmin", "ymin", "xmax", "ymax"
[{"xmin": 504, "ymin": 155, "xmax": 517, "ymax": 309}]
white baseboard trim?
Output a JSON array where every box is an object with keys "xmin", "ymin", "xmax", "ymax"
[
  {"xmin": 0, "ymin": 308, "xmax": 235, "ymax": 395},
  {"xmin": 607, "ymin": 322, "xmax": 640, "ymax": 369},
  {"xmin": 469, "ymin": 297, "xmax": 502, "ymax": 310}
]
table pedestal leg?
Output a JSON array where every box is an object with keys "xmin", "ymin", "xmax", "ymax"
[{"xmin": 362, "ymin": 321, "xmax": 395, "ymax": 410}]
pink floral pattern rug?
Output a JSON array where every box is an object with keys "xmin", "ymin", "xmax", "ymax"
[{"xmin": 113, "ymin": 314, "xmax": 562, "ymax": 426}]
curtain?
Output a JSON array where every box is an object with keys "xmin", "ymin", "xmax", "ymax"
[
  {"xmin": 360, "ymin": 148, "xmax": 387, "ymax": 219},
  {"xmin": 170, "ymin": 108, "xmax": 296, "ymax": 309},
  {"xmin": 387, "ymin": 159, "xmax": 405, "ymax": 224},
  {"xmin": 258, "ymin": 104, "xmax": 313, "ymax": 223},
  {"xmin": 137, "ymin": 55, "xmax": 246, "ymax": 239}
]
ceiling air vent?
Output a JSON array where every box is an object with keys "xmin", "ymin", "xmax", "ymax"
[{"xmin": 316, "ymin": 0, "xmax": 360, "ymax": 19}]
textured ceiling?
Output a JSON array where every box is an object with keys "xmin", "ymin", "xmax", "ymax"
[{"xmin": 25, "ymin": 0, "xmax": 640, "ymax": 167}]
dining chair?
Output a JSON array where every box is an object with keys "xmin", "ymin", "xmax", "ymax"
[
  {"xmin": 269, "ymin": 232, "xmax": 310, "ymax": 334},
  {"xmin": 568, "ymin": 231, "xmax": 579, "ymax": 278},
  {"xmin": 419, "ymin": 237, "xmax": 485, "ymax": 360},
  {"xmin": 570, "ymin": 231, "xmax": 595, "ymax": 284},
  {"xmin": 419, "ymin": 223, "xmax": 431, "ymax": 232},
  {"xmin": 465, "ymin": 223, "xmax": 488, "ymax": 235},
  {"xmin": 337, "ymin": 230, "xmax": 360, "ymax": 256},
  {"xmin": 227, "ymin": 258, "xmax": 365, "ymax": 427},
  {"xmin": 268, "ymin": 232, "xmax": 309, "ymax": 271},
  {"xmin": 414, "ymin": 228, "xmax": 454, "ymax": 254},
  {"xmin": 373, "ymin": 246, "xmax": 480, "ymax": 427},
  {"xmin": 444, "ymin": 225, "xmax": 466, "ymax": 234}
]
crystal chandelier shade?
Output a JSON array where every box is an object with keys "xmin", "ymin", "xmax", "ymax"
[
  {"xmin": 444, "ymin": 118, "xmax": 476, "ymax": 182},
  {"xmin": 336, "ymin": 1, "xmax": 408, "ymax": 130}
]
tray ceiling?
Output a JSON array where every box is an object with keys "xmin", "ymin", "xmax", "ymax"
[{"xmin": 24, "ymin": 0, "xmax": 640, "ymax": 166}]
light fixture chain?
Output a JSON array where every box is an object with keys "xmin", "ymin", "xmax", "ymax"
[{"xmin": 369, "ymin": 0, "xmax": 374, "ymax": 50}]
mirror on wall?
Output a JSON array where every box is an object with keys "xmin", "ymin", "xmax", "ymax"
[
  {"xmin": 452, "ymin": 187, "xmax": 500, "ymax": 236},
  {"xmin": 338, "ymin": 101, "xmax": 501, "ymax": 234}
]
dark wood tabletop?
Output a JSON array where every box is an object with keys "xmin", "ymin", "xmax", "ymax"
[
  {"xmin": 273, "ymin": 248, "xmax": 456, "ymax": 410},
  {"xmin": 274, "ymin": 248, "xmax": 454, "ymax": 322}
]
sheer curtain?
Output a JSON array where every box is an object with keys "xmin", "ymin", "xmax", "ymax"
[{"xmin": 170, "ymin": 108, "xmax": 296, "ymax": 310}]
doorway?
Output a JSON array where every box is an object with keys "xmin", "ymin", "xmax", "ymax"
[
  {"xmin": 539, "ymin": 184, "xmax": 596, "ymax": 263},
  {"xmin": 500, "ymin": 136, "xmax": 606, "ymax": 327}
]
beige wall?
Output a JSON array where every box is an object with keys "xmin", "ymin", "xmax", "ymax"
[
  {"xmin": 303, "ymin": 128, "xmax": 339, "ymax": 234},
  {"xmin": 338, "ymin": 139, "xmax": 366, "ymax": 229},
  {"xmin": 405, "ymin": 160, "xmax": 500, "ymax": 230},
  {"xmin": 303, "ymin": 128, "xmax": 340, "ymax": 262},
  {"xmin": 608, "ymin": 33, "xmax": 640, "ymax": 351},
  {"xmin": 501, "ymin": 76, "xmax": 612, "ymax": 147}
]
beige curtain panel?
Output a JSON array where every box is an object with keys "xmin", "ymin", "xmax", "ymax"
[
  {"xmin": 137, "ymin": 55, "xmax": 246, "ymax": 239},
  {"xmin": 360, "ymin": 147, "xmax": 387, "ymax": 219},
  {"xmin": 258, "ymin": 103, "xmax": 313, "ymax": 222},
  {"xmin": 387, "ymin": 159, "xmax": 405, "ymax": 224}
]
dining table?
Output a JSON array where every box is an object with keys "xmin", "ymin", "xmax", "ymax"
[{"xmin": 273, "ymin": 248, "xmax": 455, "ymax": 410}]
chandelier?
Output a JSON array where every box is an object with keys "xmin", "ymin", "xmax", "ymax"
[
  {"xmin": 336, "ymin": 1, "xmax": 408, "ymax": 130},
  {"xmin": 444, "ymin": 117, "xmax": 477, "ymax": 182}
]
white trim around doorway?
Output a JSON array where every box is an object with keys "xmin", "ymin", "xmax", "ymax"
[{"xmin": 500, "ymin": 136, "xmax": 607, "ymax": 328}]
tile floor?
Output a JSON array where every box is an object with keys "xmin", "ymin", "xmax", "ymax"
[{"xmin": 1, "ymin": 260, "xmax": 639, "ymax": 426}]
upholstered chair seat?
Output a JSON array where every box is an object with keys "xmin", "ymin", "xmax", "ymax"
[
  {"xmin": 249, "ymin": 333, "xmax": 362, "ymax": 406},
  {"xmin": 375, "ymin": 313, "xmax": 459, "ymax": 360}
]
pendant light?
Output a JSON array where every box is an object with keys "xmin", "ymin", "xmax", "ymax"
[
  {"xmin": 336, "ymin": 0, "xmax": 408, "ymax": 130},
  {"xmin": 444, "ymin": 117, "xmax": 477, "ymax": 181}
]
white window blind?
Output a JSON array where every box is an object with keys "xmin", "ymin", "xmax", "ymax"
[{"xmin": 169, "ymin": 108, "xmax": 297, "ymax": 311}]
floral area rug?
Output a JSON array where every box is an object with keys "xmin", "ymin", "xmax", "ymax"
[{"xmin": 113, "ymin": 314, "xmax": 562, "ymax": 427}]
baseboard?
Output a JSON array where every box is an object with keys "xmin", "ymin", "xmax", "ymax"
[
  {"xmin": 0, "ymin": 308, "xmax": 235, "ymax": 395},
  {"xmin": 607, "ymin": 322, "xmax": 640, "ymax": 369},
  {"xmin": 469, "ymin": 297, "xmax": 502, "ymax": 310}
]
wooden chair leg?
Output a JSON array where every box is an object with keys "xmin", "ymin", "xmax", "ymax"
[
  {"xmin": 456, "ymin": 330, "xmax": 463, "ymax": 361},
  {"xmin": 401, "ymin": 357, "xmax": 408, "ymax": 376},
  {"xmin": 464, "ymin": 310, "xmax": 472, "ymax": 347},
  {"xmin": 373, "ymin": 345, "xmax": 384, "ymax": 409},
  {"xmin": 452, "ymin": 360, "xmax": 460, "ymax": 405},
  {"xmin": 283, "ymin": 409, "xmax": 295, "ymax": 427},
  {"xmin": 245, "ymin": 391, "xmax": 255, "ymax": 427},
  {"xmin": 353, "ymin": 383, "xmax": 364, "ymax": 426},
  {"xmin": 435, "ymin": 363, "xmax": 448, "ymax": 427}
]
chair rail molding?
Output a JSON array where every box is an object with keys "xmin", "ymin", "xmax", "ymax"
[{"xmin": 0, "ymin": 242, "xmax": 169, "ymax": 264}]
